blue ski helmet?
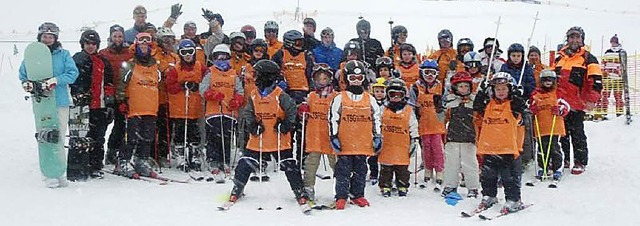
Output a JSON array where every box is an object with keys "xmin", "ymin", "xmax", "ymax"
[
  {"xmin": 419, "ymin": 59, "xmax": 438, "ymax": 70},
  {"xmin": 178, "ymin": 39, "xmax": 196, "ymax": 50}
]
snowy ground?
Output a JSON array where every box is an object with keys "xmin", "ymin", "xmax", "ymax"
[{"xmin": 1, "ymin": 0, "xmax": 639, "ymax": 225}]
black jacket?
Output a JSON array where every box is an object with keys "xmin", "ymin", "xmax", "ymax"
[{"xmin": 349, "ymin": 37, "xmax": 384, "ymax": 68}]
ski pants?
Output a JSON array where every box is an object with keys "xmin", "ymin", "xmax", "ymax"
[
  {"xmin": 521, "ymin": 111, "xmax": 535, "ymax": 165},
  {"xmin": 303, "ymin": 152, "xmax": 337, "ymax": 188},
  {"xmin": 87, "ymin": 108, "xmax": 109, "ymax": 170},
  {"xmin": 290, "ymin": 90, "xmax": 308, "ymax": 168},
  {"xmin": 154, "ymin": 104, "xmax": 171, "ymax": 162},
  {"xmin": 232, "ymin": 149, "xmax": 304, "ymax": 194},
  {"xmin": 379, "ymin": 164, "xmax": 410, "ymax": 190},
  {"xmin": 537, "ymin": 135, "xmax": 563, "ymax": 172},
  {"xmin": 560, "ymin": 110, "xmax": 589, "ymax": 166},
  {"xmin": 443, "ymin": 142, "xmax": 480, "ymax": 190},
  {"xmin": 480, "ymin": 154, "xmax": 522, "ymax": 202},
  {"xmin": 334, "ymin": 155, "xmax": 368, "ymax": 200},
  {"xmin": 421, "ymin": 134, "xmax": 445, "ymax": 173},
  {"xmin": 205, "ymin": 116, "xmax": 236, "ymax": 169},
  {"xmin": 367, "ymin": 155, "xmax": 379, "ymax": 179},
  {"xmin": 47, "ymin": 107, "xmax": 69, "ymax": 179},
  {"xmin": 170, "ymin": 118, "xmax": 201, "ymax": 148},
  {"xmin": 107, "ymin": 106, "xmax": 126, "ymax": 152},
  {"xmin": 121, "ymin": 116, "xmax": 156, "ymax": 160}
]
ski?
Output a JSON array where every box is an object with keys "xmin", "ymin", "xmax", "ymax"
[
  {"xmin": 548, "ymin": 180, "xmax": 559, "ymax": 188},
  {"xmin": 101, "ymin": 170, "xmax": 168, "ymax": 185},
  {"xmin": 479, "ymin": 203, "xmax": 533, "ymax": 220},
  {"xmin": 309, "ymin": 200, "xmax": 336, "ymax": 210},
  {"xmin": 525, "ymin": 179, "xmax": 540, "ymax": 187},
  {"xmin": 300, "ymin": 204, "xmax": 312, "ymax": 215},
  {"xmin": 143, "ymin": 174, "xmax": 189, "ymax": 184},
  {"xmin": 218, "ymin": 201, "xmax": 235, "ymax": 211},
  {"xmin": 316, "ymin": 173, "xmax": 331, "ymax": 180},
  {"xmin": 188, "ymin": 172, "xmax": 205, "ymax": 181},
  {"xmin": 620, "ymin": 50, "xmax": 632, "ymax": 125},
  {"xmin": 461, "ymin": 206, "xmax": 488, "ymax": 218}
]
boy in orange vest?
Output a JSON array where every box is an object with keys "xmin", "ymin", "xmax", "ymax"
[
  {"xmin": 408, "ymin": 59, "xmax": 446, "ymax": 191},
  {"xmin": 396, "ymin": 43, "xmax": 420, "ymax": 89},
  {"xmin": 114, "ymin": 33, "xmax": 161, "ymax": 179},
  {"xmin": 378, "ymin": 78, "xmax": 419, "ymax": 197},
  {"xmin": 165, "ymin": 39, "xmax": 208, "ymax": 172},
  {"xmin": 329, "ymin": 60, "xmax": 382, "ymax": 210},
  {"xmin": 227, "ymin": 59, "xmax": 308, "ymax": 207},
  {"xmin": 298, "ymin": 63, "xmax": 338, "ymax": 203},
  {"xmin": 367, "ymin": 77, "xmax": 386, "ymax": 185},
  {"xmin": 200, "ymin": 44, "xmax": 244, "ymax": 183},
  {"xmin": 529, "ymin": 70, "xmax": 569, "ymax": 182},
  {"xmin": 473, "ymin": 72, "xmax": 527, "ymax": 213}
]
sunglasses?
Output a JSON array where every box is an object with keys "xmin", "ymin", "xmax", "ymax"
[
  {"xmin": 347, "ymin": 74, "xmax": 365, "ymax": 82},
  {"xmin": 375, "ymin": 57, "xmax": 392, "ymax": 65},
  {"xmin": 179, "ymin": 47, "xmax": 196, "ymax": 56},
  {"xmin": 253, "ymin": 46, "xmax": 266, "ymax": 52},
  {"xmin": 420, "ymin": 68, "xmax": 438, "ymax": 76},
  {"xmin": 387, "ymin": 90, "xmax": 405, "ymax": 99},
  {"xmin": 265, "ymin": 29, "xmax": 277, "ymax": 34}
]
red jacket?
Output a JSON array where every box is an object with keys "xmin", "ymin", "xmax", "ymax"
[{"xmin": 554, "ymin": 46, "xmax": 602, "ymax": 111}]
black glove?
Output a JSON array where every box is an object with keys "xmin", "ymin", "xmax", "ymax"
[
  {"xmin": 391, "ymin": 69, "xmax": 401, "ymax": 78},
  {"xmin": 274, "ymin": 119, "xmax": 290, "ymax": 134},
  {"xmin": 449, "ymin": 60, "xmax": 457, "ymax": 71},
  {"xmin": 512, "ymin": 84, "xmax": 524, "ymax": 97},
  {"xmin": 72, "ymin": 93, "xmax": 91, "ymax": 106},
  {"xmin": 170, "ymin": 3, "xmax": 183, "ymax": 19},
  {"xmin": 183, "ymin": 81, "xmax": 199, "ymax": 92},
  {"xmin": 433, "ymin": 95, "xmax": 443, "ymax": 113},
  {"xmin": 104, "ymin": 95, "xmax": 115, "ymax": 108},
  {"xmin": 251, "ymin": 120, "xmax": 265, "ymax": 136},
  {"xmin": 201, "ymin": 8, "xmax": 215, "ymax": 22},
  {"xmin": 106, "ymin": 107, "xmax": 115, "ymax": 123}
]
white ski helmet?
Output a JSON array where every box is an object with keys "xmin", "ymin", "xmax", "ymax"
[
  {"xmin": 156, "ymin": 27, "xmax": 175, "ymax": 38},
  {"xmin": 212, "ymin": 44, "xmax": 231, "ymax": 56}
]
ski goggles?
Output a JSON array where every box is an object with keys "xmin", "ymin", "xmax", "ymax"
[
  {"xmin": 253, "ymin": 46, "xmax": 266, "ymax": 53},
  {"xmin": 387, "ymin": 90, "xmax": 405, "ymax": 99},
  {"xmin": 242, "ymin": 30, "xmax": 256, "ymax": 39},
  {"xmin": 540, "ymin": 76, "xmax": 557, "ymax": 82},
  {"xmin": 215, "ymin": 53, "xmax": 230, "ymax": 60},
  {"xmin": 419, "ymin": 68, "xmax": 438, "ymax": 76},
  {"xmin": 464, "ymin": 61, "xmax": 481, "ymax": 69},
  {"xmin": 136, "ymin": 33, "xmax": 152, "ymax": 44},
  {"xmin": 347, "ymin": 74, "xmax": 365, "ymax": 82},
  {"xmin": 375, "ymin": 57, "xmax": 393, "ymax": 66},
  {"xmin": 179, "ymin": 47, "xmax": 196, "ymax": 56},
  {"xmin": 265, "ymin": 29, "xmax": 278, "ymax": 34},
  {"xmin": 312, "ymin": 63, "xmax": 331, "ymax": 72}
]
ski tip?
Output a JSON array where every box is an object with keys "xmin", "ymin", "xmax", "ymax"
[
  {"xmin": 478, "ymin": 214, "xmax": 492, "ymax": 220},
  {"xmin": 461, "ymin": 212, "xmax": 473, "ymax": 218}
]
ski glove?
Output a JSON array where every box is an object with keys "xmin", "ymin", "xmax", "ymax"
[
  {"xmin": 204, "ymin": 89, "xmax": 225, "ymax": 102},
  {"xmin": 373, "ymin": 136, "xmax": 383, "ymax": 153},
  {"xmin": 43, "ymin": 77, "xmax": 57, "ymax": 91},
  {"xmin": 277, "ymin": 80, "xmax": 288, "ymax": 91},
  {"xmin": 449, "ymin": 60, "xmax": 457, "ymax": 71},
  {"xmin": 118, "ymin": 103, "xmax": 128, "ymax": 114},
  {"xmin": 444, "ymin": 192, "xmax": 463, "ymax": 206},
  {"xmin": 274, "ymin": 119, "xmax": 290, "ymax": 134},
  {"xmin": 512, "ymin": 84, "xmax": 524, "ymax": 97},
  {"xmin": 552, "ymin": 98, "xmax": 571, "ymax": 117},
  {"xmin": 170, "ymin": 3, "xmax": 183, "ymax": 19},
  {"xmin": 201, "ymin": 8, "xmax": 215, "ymax": 22},
  {"xmin": 297, "ymin": 102, "xmax": 310, "ymax": 118},
  {"xmin": 183, "ymin": 81, "xmax": 199, "ymax": 92},
  {"xmin": 250, "ymin": 120, "xmax": 265, "ymax": 136},
  {"xmin": 330, "ymin": 135, "xmax": 341, "ymax": 153},
  {"xmin": 22, "ymin": 81, "xmax": 34, "ymax": 93},
  {"xmin": 228, "ymin": 94, "xmax": 244, "ymax": 111},
  {"xmin": 72, "ymin": 93, "xmax": 91, "ymax": 106}
]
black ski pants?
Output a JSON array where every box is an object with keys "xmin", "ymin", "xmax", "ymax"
[
  {"xmin": 232, "ymin": 149, "xmax": 304, "ymax": 194},
  {"xmin": 537, "ymin": 135, "xmax": 563, "ymax": 172},
  {"xmin": 481, "ymin": 154, "xmax": 522, "ymax": 202},
  {"xmin": 560, "ymin": 110, "xmax": 589, "ymax": 166},
  {"xmin": 335, "ymin": 155, "xmax": 368, "ymax": 199},
  {"xmin": 121, "ymin": 116, "xmax": 156, "ymax": 160}
]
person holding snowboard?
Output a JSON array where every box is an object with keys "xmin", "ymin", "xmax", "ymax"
[
  {"xmin": 69, "ymin": 29, "xmax": 115, "ymax": 180},
  {"xmin": 19, "ymin": 22, "xmax": 79, "ymax": 188}
]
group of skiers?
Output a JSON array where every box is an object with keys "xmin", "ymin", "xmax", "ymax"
[{"xmin": 19, "ymin": 3, "xmax": 620, "ymax": 213}]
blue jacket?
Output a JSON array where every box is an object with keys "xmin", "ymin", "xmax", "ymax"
[
  {"xmin": 313, "ymin": 43, "xmax": 343, "ymax": 70},
  {"xmin": 500, "ymin": 61, "xmax": 535, "ymax": 98},
  {"xmin": 124, "ymin": 26, "xmax": 140, "ymax": 45},
  {"xmin": 19, "ymin": 45, "xmax": 79, "ymax": 107}
]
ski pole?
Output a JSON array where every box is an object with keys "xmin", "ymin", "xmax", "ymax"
[
  {"xmin": 220, "ymin": 103, "xmax": 227, "ymax": 177},
  {"xmin": 183, "ymin": 87, "xmax": 190, "ymax": 172},
  {"xmin": 414, "ymin": 139, "xmax": 419, "ymax": 188},
  {"xmin": 534, "ymin": 115, "xmax": 544, "ymax": 178},
  {"xmin": 517, "ymin": 11, "xmax": 540, "ymax": 86},
  {"xmin": 388, "ymin": 18, "xmax": 394, "ymax": 50},
  {"xmin": 484, "ymin": 16, "xmax": 502, "ymax": 85},
  {"xmin": 299, "ymin": 112, "xmax": 306, "ymax": 173},
  {"xmin": 277, "ymin": 122, "xmax": 281, "ymax": 175},
  {"xmin": 542, "ymin": 115, "xmax": 557, "ymax": 177}
]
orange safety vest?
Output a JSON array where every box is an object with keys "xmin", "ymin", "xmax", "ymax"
[
  {"xmin": 282, "ymin": 50, "xmax": 309, "ymax": 91},
  {"xmin": 428, "ymin": 48, "xmax": 463, "ymax": 84},
  {"xmin": 204, "ymin": 66, "xmax": 238, "ymax": 116},
  {"xmin": 398, "ymin": 62, "xmax": 420, "ymax": 89},
  {"xmin": 378, "ymin": 105, "xmax": 412, "ymax": 165},
  {"xmin": 230, "ymin": 51, "xmax": 250, "ymax": 76},
  {"xmin": 477, "ymin": 99, "xmax": 520, "ymax": 157},
  {"xmin": 531, "ymin": 90, "xmax": 566, "ymax": 137},
  {"xmin": 416, "ymin": 83, "xmax": 446, "ymax": 135},
  {"xmin": 242, "ymin": 63, "xmax": 257, "ymax": 104},
  {"xmin": 337, "ymin": 92, "xmax": 374, "ymax": 156},
  {"xmin": 126, "ymin": 63, "xmax": 161, "ymax": 117},
  {"xmin": 168, "ymin": 62, "xmax": 204, "ymax": 119},
  {"xmin": 246, "ymin": 87, "xmax": 292, "ymax": 152},
  {"xmin": 153, "ymin": 50, "xmax": 179, "ymax": 105},
  {"xmin": 304, "ymin": 92, "xmax": 337, "ymax": 154},
  {"xmin": 267, "ymin": 39, "xmax": 283, "ymax": 59}
]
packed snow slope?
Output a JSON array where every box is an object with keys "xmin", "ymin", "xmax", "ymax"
[{"xmin": 1, "ymin": 0, "xmax": 639, "ymax": 225}]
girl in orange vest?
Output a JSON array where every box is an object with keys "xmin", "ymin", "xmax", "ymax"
[
  {"xmin": 374, "ymin": 56, "xmax": 395, "ymax": 80},
  {"xmin": 473, "ymin": 72, "xmax": 527, "ymax": 213},
  {"xmin": 114, "ymin": 33, "xmax": 161, "ymax": 179},
  {"xmin": 227, "ymin": 59, "xmax": 308, "ymax": 207},
  {"xmin": 408, "ymin": 59, "xmax": 446, "ymax": 191},
  {"xmin": 200, "ymin": 44, "xmax": 244, "ymax": 183},
  {"xmin": 396, "ymin": 43, "xmax": 420, "ymax": 89},
  {"xmin": 166, "ymin": 39, "xmax": 208, "ymax": 172},
  {"xmin": 378, "ymin": 78, "xmax": 419, "ymax": 197},
  {"xmin": 297, "ymin": 63, "xmax": 338, "ymax": 202},
  {"xmin": 529, "ymin": 70, "xmax": 569, "ymax": 181},
  {"xmin": 441, "ymin": 72, "xmax": 480, "ymax": 198},
  {"xmin": 329, "ymin": 60, "xmax": 382, "ymax": 210}
]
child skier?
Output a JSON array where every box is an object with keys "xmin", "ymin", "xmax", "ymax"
[
  {"xmin": 441, "ymin": 71, "xmax": 480, "ymax": 198},
  {"xmin": 298, "ymin": 63, "xmax": 338, "ymax": 203},
  {"xmin": 166, "ymin": 39, "xmax": 208, "ymax": 172},
  {"xmin": 201, "ymin": 44, "xmax": 244, "ymax": 183},
  {"xmin": 462, "ymin": 51, "xmax": 485, "ymax": 94},
  {"xmin": 529, "ymin": 70, "xmax": 569, "ymax": 181},
  {"xmin": 375, "ymin": 56, "xmax": 395, "ymax": 80},
  {"xmin": 115, "ymin": 32, "xmax": 161, "ymax": 178},
  {"xmin": 396, "ymin": 43, "xmax": 420, "ymax": 89},
  {"xmin": 378, "ymin": 78, "xmax": 419, "ymax": 197},
  {"xmin": 329, "ymin": 60, "xmax": 382, "ymax": 210},
  {"xmin": 408, "ymin": 59, "xmax": 446, "ymax": 191},
  {"xmin": 227, "ymin": 59, "xmax": 307, "ymax": 206},
  {"xmin": 367, "ymin": 77, "xmax": 386, "ymax": 185},
  {"xmin": 473, "ymin": 72, "xmax": 527, "ymax": 213}
]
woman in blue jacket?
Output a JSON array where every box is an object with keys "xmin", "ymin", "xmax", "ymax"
[{"xmin": 19, "ymin": 22, "xmax": 80, "ymax": 188}]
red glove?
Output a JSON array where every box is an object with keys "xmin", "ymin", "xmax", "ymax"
[
  {"xmin": 204, "ymin": 89, "xmax": 225, "ymax": 102},
  {"xmin": 297, "ymin": 102, "xmax": 310, "ymax": 118},
  {"xmin": 555, "ymin": 99, "xmax": 570, "ymax": 117},
  {"xmin": 228, "ymin": 94, "xmax": 244, "ymax": 111},
  {"xmin": 529, "ymin": 104, "xmax": 539, "ymax": 115},
  {"xmin": 118, "ymin": 103, "xmax": 128, "ymax": 114}
]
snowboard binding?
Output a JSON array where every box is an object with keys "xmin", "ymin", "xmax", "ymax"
[{"xmin": 35, "ymin": 128, "xmax": 60, "ymax": 143}]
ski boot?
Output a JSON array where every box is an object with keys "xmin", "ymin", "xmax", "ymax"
[
  {"xmin": 114, "ymin": 159, "xmax": 136, "ymax": 178},
  {"xmin": 502, "ymin": 200, "xmax": 523, "ymax": 213},
  {"xmin": 293, "ymin": 188, "xmax": 308, "ymax": 205},
  {"xmin": 335, "ymin": 198, "xmax": 347, "ymax": 210},
  {"xmin": 553, "ymin": 170, "xmax": 563, "ymax": 181},
  {"xmin": 467, "ymin": 189, "xmax": 479, "ymax": 198},
  {"xmin": 45, "ymin": 176, "xmax": 68, "ymax": 188},
  {"xmin": 571, "ymin": 164, "xmax": 585, "ymax": 175},
  {"xmin": 441, "ymin": 187, "xmax": 457, "ymax": 197},
  {"xmin": 105, "ymin": 148, "xmax": 118, "ymax": 165},
  {"xmin": 229, "ymin": 185, "xmax": 244, "ymax": 202},
  {"xmin": 479, "ymin": 196, "xmax": 498, "ymax": 209},
  {"xmin": 369, "ymin": 174, "xmax": 378, "ymax": 186},
  {"xmin": 351, "ymin": 197, "xmax": 370, "ymax": 207},
  {"xmin": 304, "ymin": 187, "xmax": 316, "ymax": 201},
  {"xmin": 133, "ymin": 157, "xmax": 158, "ymax": 178},
  {"xmin": 381, "ymin": 188, "xmax": 391, "ymax": 197},
  {"xmin": 398, "ymin": 187, "xmax": 408, "ymax": 197}
]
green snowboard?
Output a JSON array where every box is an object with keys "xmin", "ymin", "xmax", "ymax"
[{"xmin": 24, "ymin": 42, "xmax": 66, "ymax": 178}]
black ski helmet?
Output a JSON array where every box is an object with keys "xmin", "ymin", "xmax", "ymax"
[
  {"xmin": 343, "ymin": 60, "xmax": 366, "ymax": 78},
  {"xmin": 37, "ymin": 22, "xmax": 60, "ymax": 41},
  {"xmin": 385, "ymin": 77, "xmax": 408, "ymax": 99},
  {"xmin": 457, "ymin": 38, "xmax": 474, "ymax": 50},
  {"xmin": 80, "ymin": 29, "xmax": 101, "ymax": 49},
  {"xmin": 438, "ymin": 29, "xmax": 453, "ymax": 41},
  {"xmin": 507, "ymin": 43, "xmax": 525, "ymax": 55},
  {"xmin": 283, "ymin": 30, "xmax": 304, "ymax": 49},
  {"xmin": 356, "ymin": 19, "xmax": 371, "ymax": 35},
  {"xmin": 343, "ymin": 40, "xmax": 362, "ymax": 59},
  {"xmin": 391, "ymin": 25, "xmax": 408, "ymax": 43},
  {"xmin": 250, "ymin": 38, "xmax": 268, "ymax": 54},
  {"xmin": 303, "ymin": 18, "xmax": 316, "ymax": 31},
  {"xmin": 253, "ymin": 59, "xmax": 280, "ymax": 88}
]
